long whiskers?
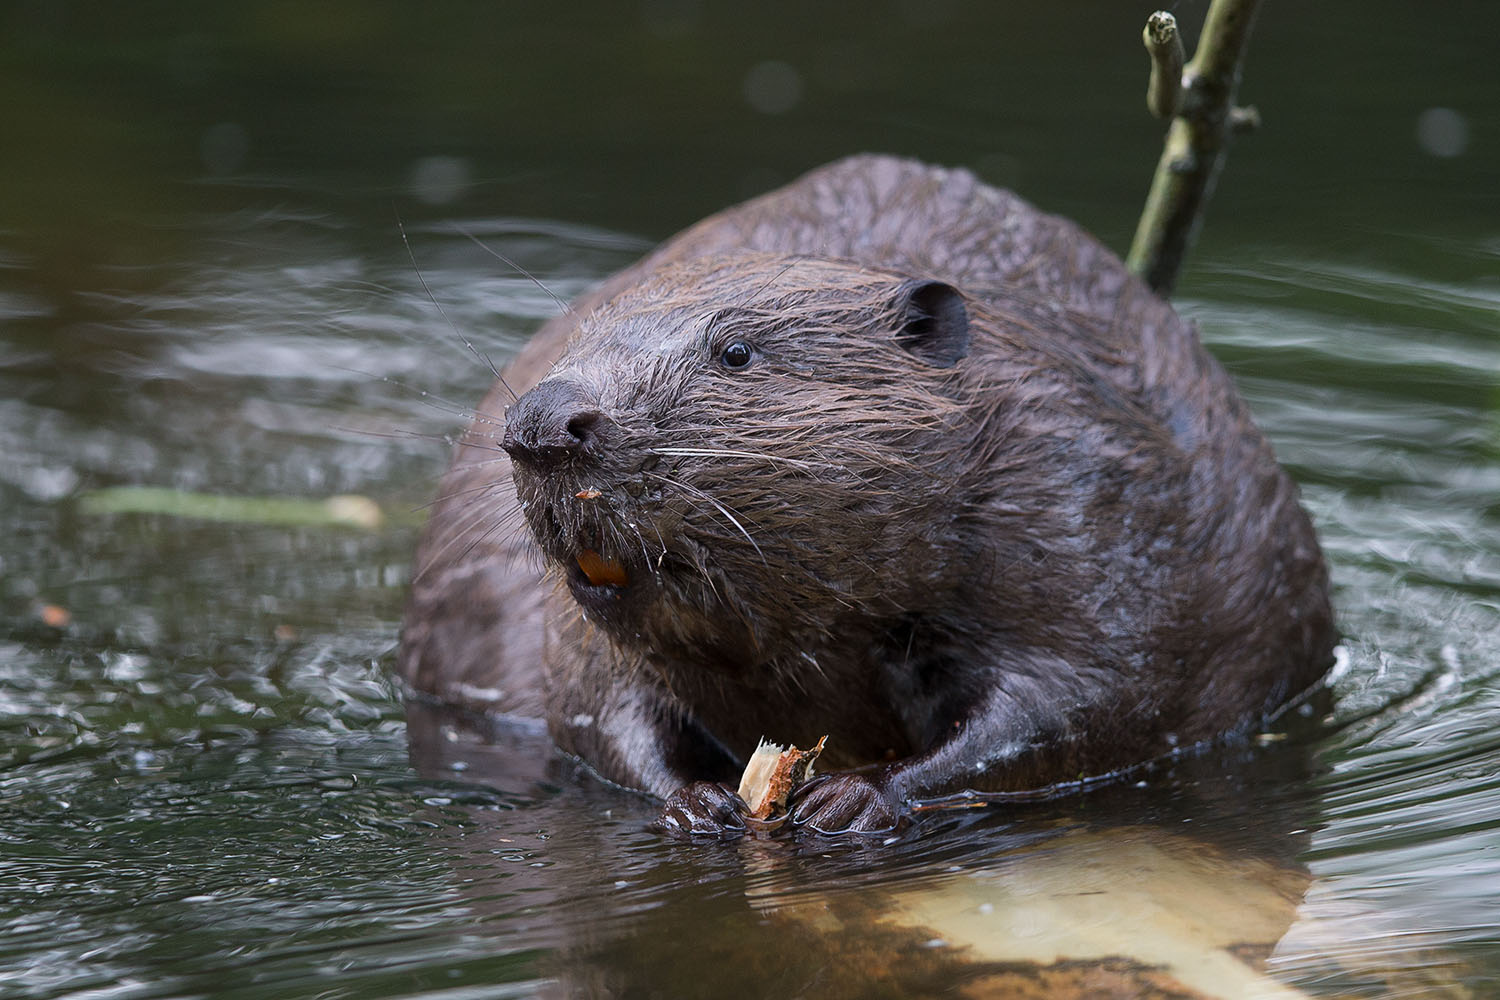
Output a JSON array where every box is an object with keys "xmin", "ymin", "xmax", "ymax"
[
  {"xmin": 395, "ymin": 210, "xmax": 516, "ymax": 402},
  {"xmin": 452, "ymin": 223, "xmax": 575, "ymax": 319},
  {"xmin": 650, "ymin": 446, "xmax": 823, "ymax": 470},
  {"xmin": 642, "ymin": 471, "xmax": 766, "ymax": 564},
  {"xmin": 419, "ymin": 474, "xmax": 524, "ymax": 513},
  {"xmin": 326, "ymin": 362, "xmax": 510, "ymax": 431},
  {"xmin": 410, "ymin": 487, "xmax": 527, "ymax": 585}
]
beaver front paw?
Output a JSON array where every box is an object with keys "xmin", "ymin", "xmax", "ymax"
[
  {"xmin": 789, "ymin": 772, "xmax": 905, "ymax": 834},
  {"xmin": 652, "ymin": 781, "xmax": 748, "ymax": 838}
]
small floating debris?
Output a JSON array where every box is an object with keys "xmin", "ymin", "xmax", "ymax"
[{"xmin": 38, "ymin": 603, "xmax": 72, "ymax": 629}]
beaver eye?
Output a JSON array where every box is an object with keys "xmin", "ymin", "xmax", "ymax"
[{"xmin": 719, "ymin": 341, "xmax": 754, "ymax": 370}]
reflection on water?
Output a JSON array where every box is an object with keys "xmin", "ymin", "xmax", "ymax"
[{"xmin": 3, "ymin": 1, "xmax": 1500, "ymax": 997}]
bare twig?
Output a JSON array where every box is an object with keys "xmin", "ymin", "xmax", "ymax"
[
  {"xmin": 1143, "ymin": 12, "xmax": 1184, "ymax": 119},
  {"xmin": 1127, "ymin": 0, "xmax": 1265, "ymax": 297}
]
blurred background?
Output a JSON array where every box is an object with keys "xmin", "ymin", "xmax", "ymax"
[{"xmin": 2, "ymin": 2, "xmax": 1498, "ymax": 997}]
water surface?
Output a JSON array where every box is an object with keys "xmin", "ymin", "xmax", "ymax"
[{"xmin": 3, "ymin": 2, "xmax": 1499, "ymax": 997}]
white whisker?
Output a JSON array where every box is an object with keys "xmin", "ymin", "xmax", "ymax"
[
  {"xmin": 652, "ymin": 447, "xmax": 822, "ymax": 470},
  {"xmin": 643, "ymin": 471, "xmax": 767, "ymax": 564}
]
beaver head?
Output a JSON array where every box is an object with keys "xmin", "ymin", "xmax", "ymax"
[{"xmin": 502, "ymin": 252, "xmax": 981, "ymax": 673}]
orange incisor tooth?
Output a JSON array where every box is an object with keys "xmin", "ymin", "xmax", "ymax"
[{"xmin": 577, "ymin": 548, "xmax": 629, "ymax": 587}]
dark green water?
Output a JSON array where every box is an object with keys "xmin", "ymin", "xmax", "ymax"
[{"xmin": 3, "ymin": 2, "xmax": 1498, "ymax": 997}]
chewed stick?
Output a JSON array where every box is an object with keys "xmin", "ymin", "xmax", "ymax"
[{"xmin": 736, "ymin": 736, "xmax": 828, "ymax": 820}]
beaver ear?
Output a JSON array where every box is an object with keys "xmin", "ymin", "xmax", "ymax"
[{"xmin": 892, "ymin": 279, "xmax": 969, "ymax": 368}]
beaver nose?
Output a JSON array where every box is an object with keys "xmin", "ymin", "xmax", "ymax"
[{"xmin": 502, "ymin": 378, "xmax": 606, "ymax": 469}]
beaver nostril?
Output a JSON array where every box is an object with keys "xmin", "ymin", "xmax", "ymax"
[{"xmin": 502, "ymin": 379, "xmax": 608, "ymax": 470}]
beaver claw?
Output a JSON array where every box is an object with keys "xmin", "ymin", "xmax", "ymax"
[
  {"xmin": 789, "ymin": 772, "xmax": 904, "ymax": 834},
  {"xmin": 652, "ymin": 781, "xmax": 748, "ymax": 838}
]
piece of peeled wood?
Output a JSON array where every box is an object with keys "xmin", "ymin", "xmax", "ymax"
[{"xmin": 736, "ymin": 736, "xmax": 828, "ymax": 820}]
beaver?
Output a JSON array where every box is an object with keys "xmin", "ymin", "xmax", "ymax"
[{"xmin": 398, "ymin": 154, "xmax": 1336, "ymax": 835}]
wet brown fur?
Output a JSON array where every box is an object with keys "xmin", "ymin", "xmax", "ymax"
[{"xmin": 398, "ymin": 155, "xmax": 1335, "ymax": 820}]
